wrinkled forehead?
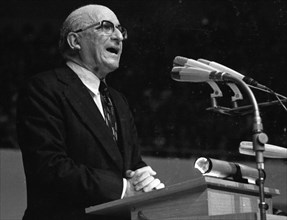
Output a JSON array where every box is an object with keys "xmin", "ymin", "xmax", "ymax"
[{"xmin": 86, "ymin": 5, "xmax": 120, "ymax": 25}]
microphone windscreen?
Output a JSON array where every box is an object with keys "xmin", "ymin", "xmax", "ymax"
[{"xmin": 173, "ymin": 56, "xmax": 188, "ymax": 66}]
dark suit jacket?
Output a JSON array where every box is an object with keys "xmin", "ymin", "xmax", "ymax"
[{"xmin": 17, "ymin": 66, "xmax": 146, "ymax": 220}]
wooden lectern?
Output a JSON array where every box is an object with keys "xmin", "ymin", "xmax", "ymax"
[{"xmin": 86, "ymin": 176, "xmax": 286, "ymax": 220}]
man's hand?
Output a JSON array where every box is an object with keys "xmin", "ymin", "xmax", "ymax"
[{"xmin": 124, "ymin": 166, "xmax": 165, "ymax": 198}]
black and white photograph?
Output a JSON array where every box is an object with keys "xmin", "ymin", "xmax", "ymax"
[{"xmin": 0, "ymin": 1, "xmax": 286, "ymax": 219}]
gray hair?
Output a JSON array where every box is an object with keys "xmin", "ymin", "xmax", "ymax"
[{"xmin": 58, "ymin": 4, "xmax": 107, "ymax": 59}]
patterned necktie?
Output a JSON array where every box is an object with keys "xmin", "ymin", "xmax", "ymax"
[{"xmin": 99, "ymin": 81, "xmax": 118, "ymax": 142}]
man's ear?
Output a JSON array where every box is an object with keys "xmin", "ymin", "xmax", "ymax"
[{"xmin": 67, "ymin": 32, "xmax": 81, "ymax": 50}]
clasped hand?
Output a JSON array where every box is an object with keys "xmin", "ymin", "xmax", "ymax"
[{"xmin": 124, "ymin": 166, "xmax": 165, "ymax": 197}]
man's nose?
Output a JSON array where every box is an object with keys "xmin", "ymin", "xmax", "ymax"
[{"xmin": 111, "ymin": 28, "xmax": 124, "ymax": 42}]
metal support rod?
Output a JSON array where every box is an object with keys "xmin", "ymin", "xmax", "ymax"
[{"xmin": 224, "ymin": 75, "xmax": 268, "ymax": 220}]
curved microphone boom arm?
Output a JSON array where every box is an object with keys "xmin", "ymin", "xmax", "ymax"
[{"xmin": 224, "ymin": 74, "xmax": 269, "ymax": 220}]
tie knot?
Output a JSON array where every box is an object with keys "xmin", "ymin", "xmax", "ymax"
[{"xmin": 99, "ymin": 81, "xmax": 108, "ymax": 95}]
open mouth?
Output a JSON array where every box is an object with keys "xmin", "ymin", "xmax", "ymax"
[{"xmin": 106, "ymin": 47, "xmax": 119, "ymax": 55}]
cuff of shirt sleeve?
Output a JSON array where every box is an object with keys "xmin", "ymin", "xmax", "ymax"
[{"xmin": 121, "ymin": 178, "xmax": 127, "ymax": 199}]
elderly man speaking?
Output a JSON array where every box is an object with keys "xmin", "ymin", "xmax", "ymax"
[{"xmin": 17, "ymin": 4, "xmax": 164, "ymax": 220}]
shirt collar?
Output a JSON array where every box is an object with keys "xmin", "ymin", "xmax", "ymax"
[{"xmin": 66, "ymin": 61, "xmax": 101, "ymax": 96}]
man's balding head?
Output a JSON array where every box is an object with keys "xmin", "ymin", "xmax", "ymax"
[
  {"xmin": 59, "ymin": 4, "xmax": 117, "ymax": 58},
  {"xmin": 58, "ymin": 4, "xmax": 124, "ymax": 78}
]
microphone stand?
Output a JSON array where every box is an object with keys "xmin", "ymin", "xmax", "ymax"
[
  {"xmin": 225, "ymin": 75, "xmax": 268, "ymax": 220},
  {"xmin": 207, "ymin": 99, "xmax": 287, "ymax": 116}
]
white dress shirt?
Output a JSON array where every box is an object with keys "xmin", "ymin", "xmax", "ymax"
[
  {"xmin": 66, "ymin": 61, "xmax": 127, "ymax": 199},
  {"xmin": 66, "ymin": 61, "xmax": 105, "ymax": 119}
]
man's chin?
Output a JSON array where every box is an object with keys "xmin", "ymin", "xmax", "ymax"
[
  {"xmin": 100, "ymin": 66, "xmax": 118, "ymax": 77},
  {"xmin": 105, "ymin": 61, "xmax": 120, "ymax": 72}
]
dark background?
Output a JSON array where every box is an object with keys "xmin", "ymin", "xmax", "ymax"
[{"xmin": 0, "ymin": 0, "xmax": 287, "ymax": 160}]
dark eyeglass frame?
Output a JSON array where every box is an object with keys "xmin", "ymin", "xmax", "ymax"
[{"xmin": 73, "ymin": 20, "xmax": 128, "ymax": 40}]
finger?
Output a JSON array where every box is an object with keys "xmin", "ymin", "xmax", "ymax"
[
  {"xmin": 134, "ymin": 166, "xmax": 156, "ymax": 176},
  {"xmin": 154, "ymin": 183, "xmax": 165, "ymax": 190},
  {"xmin": 125, "ymin": 170, "xmax": 135, "ymax": 178},
  {"xmin": 142, "ymin": 178, "xmax": 161, "ymax": 192},
  {"xmin": 134, "ymin": 176, "xmax": 155, "ymax": 191},
  {"xmin": 125, "ymin": 179, "xmax": 141, "ymax": 197},
  {"xmin": 132, "ymin": 171, "xmax": 151, "ymax": 186}
]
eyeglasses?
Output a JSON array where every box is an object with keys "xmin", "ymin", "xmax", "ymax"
[{"xmin": 73, "ymin": 20, "xmax": 128, "ymax": 40}]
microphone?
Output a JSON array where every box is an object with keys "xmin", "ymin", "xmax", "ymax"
[
  {"xmin": 239, "ymin": 141, "xmax": 287, "ymax": 159},
  {"xmin": 198, "ymin": 58, "xmax": 268, "ymax": 90},
  {"xmin": 171, "ymin": 66, "xmax": 231, "ymax": 83},
  {"xmin": 173, "ymin": 56, "xmax": 243, "ymax": 105},
  {"xmin": 174, "ymin": 56, "xmax": 219, "ymax": 72},
  {"xmin": 173, "ymin": 56, "xmax": 224, "ymax": 106},
  {"xmin": 194, "ymin": 157, "xmax": 261, "ymax": 184}
]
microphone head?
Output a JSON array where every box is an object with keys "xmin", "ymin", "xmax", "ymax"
[
  {"xmin": 199, "ymin": 59, "xmax": 245, "ymax": 79},
  {"xmin": 239, "ymin": 141, "xmax": 287, "ymax": 159},
  {"xmin": 173, "ymin": 56, "xmax": 188, "ymax": 66},
  {"xmin": 171, "ymin": 66, "xmax": 230, "ymax": 83},
  {"xmin": 171, "ymin": 66, "xmax": 213, "ymax": 82},
  {"xmin": 197, "ymin": 58, "xmax": 211, "ymax": 65},
  {"xmin": 174, "ymin": 56, "xmax": 220, "ymax": 72}
]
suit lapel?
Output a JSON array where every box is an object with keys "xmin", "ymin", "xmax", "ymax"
[
  {"xmin": 55, "ymin": 67, "xmax": 123, "ymax": 170},
  {"xmin": 109, "ymin": 89, "xmax": 132, "ymax": 171}
]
